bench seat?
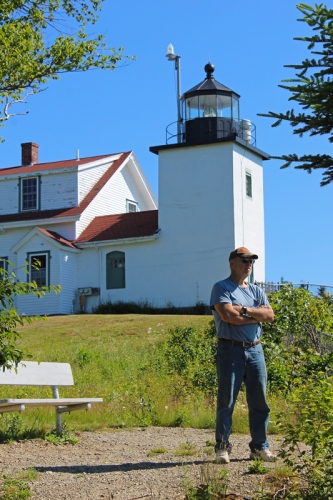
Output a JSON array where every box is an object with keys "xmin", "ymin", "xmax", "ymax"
[{"xmin": 0, "ymin": 398, "xmax": 103, "ymax": 408}]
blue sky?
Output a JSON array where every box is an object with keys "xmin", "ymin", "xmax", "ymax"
[{"xmin": 1, "ymin": 0, "xmax": 332, "ymax": 288}]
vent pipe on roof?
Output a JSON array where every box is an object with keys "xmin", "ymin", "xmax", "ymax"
[{"xmin": 76, "ymin": 149, "xmax": 80, "ymax": 161}]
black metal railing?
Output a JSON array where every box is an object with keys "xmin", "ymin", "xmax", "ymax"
[
  {"xmin": 166, "ymin": 120, "xmax": 184, "ymax": 144},
  {"xmin": 166, "ymin": 118, "xmax": 256, "ymax": 146}
]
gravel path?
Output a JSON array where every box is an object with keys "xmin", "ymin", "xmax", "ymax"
[{"xmin": 0, "ymin": 428, "xmax": 281, "ymax": 499}]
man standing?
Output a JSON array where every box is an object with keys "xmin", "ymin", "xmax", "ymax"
[{"xmin": 210, "ymin": 247, "xmax": 275, "ymax": 464}]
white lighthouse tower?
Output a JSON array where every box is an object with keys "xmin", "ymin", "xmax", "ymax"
[{"xmin": 149, "ymin": 62, "xmax": 269, "ymax": 307}]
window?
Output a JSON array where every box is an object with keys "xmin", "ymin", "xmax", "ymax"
[
  {"xmin": 106, "ymin": 251, "xmax": 125, "ymax": 289},
  {"xmin": 246, "ymin": 172, "xmax": 252, "ymax": 198},
  {"xmin": 0, "ymin": 257, "xmax": 8, "ymax": 279},
  {"xmin": 20, "ymin": 176, "xmax": 40, "ymax": 211},
  {"xmin": 28, "ymin": 252, "xmax": 50, "ymax": 287},
  {"xmin": 126, "ymin": 199, "xmax": 138, "ymax": 213}
]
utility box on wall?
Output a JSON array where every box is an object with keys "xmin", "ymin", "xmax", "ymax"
[{"xmin": 78, "ymin": 287, "xmax": 100, "ymax": 296}]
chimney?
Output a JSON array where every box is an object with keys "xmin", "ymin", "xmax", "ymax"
[{"xmin": 21, "ymin": 142, "xmax": 39, "ymax": 165}]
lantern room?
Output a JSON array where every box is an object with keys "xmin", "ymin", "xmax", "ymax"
[{"xmin": 182, "ymin": 62, "xmax": 242, "ymax": 144}]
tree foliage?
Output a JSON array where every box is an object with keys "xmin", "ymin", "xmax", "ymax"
[
  {"xmin": 0, "ymin": 0, "xmax": 134, "ymax": 130},
  {"xmin": 0, "ymin": 261, "xmax": 60, "ymax": 369},
  {"xmin": 259, "ymin": 3, "xmax": 333, "ymax": 186}
]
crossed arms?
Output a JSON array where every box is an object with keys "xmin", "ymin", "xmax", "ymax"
[{"xmin": 214, "ymin": 303, "xmax": 274, "ymax": 325}]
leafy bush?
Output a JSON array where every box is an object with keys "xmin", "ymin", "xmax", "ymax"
[
  {"xmin": 263, "ymin": 285, "xmax": 333, "ymax": 394},
  {"xmin": 0, "ymin": 475, "xmax": 31, "ymax": 499},
  {"xmin": 92, "ymin": 299, "xmax": 208, "ymax": 315},
  {"xmin": 277, "ymin": 375, "xmax": 333, "ymax": 499},
  {"xmin": 158, "ymin": 321, "xmax": 217, "ymax": 397},
  {"xmin": 45, "ymin": 423, "xmax": 78, "ymax": 445},
  {"xmin": 264, "ymin": 285, "xmax": 333, "ymax": 351},
  {"xmin": 0, "ymin": 261, "xmax": 60, "ymax": 368}
]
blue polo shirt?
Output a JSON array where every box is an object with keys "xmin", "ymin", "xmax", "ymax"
[{"xmin": 210, "ymin": 277, "xmax": 270, "ymax": 342}]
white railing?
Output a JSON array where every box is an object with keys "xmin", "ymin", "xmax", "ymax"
[{"xmin": 256, "ymin": 282, "xmax": 333, "ymax": 295}]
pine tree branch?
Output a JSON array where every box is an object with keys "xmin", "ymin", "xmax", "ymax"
[
  {"xmin": 270, "ymin": 154, "xmax": 333, "ymax": 186},
  {"xmin": 258, "ymin": 4, "xmax": 333, "ymax": 186}
]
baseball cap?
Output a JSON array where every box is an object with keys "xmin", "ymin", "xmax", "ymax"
[{"xmin": 229, "ymin": 247, "xmax": 258, "ymax": 261}]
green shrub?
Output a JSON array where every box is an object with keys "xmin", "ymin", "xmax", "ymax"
[
  {"xmin": 0, "ymin": 261, "xmax": 60, "ymax": 368},
  {"xmin": 277, "ymin": 375, "xmax": 333, "ymax": 499},
  {"xmin": 92, "ymin": 299, "xmax": 208, "ymax": 315},
  {"xmin": 183, "ymin": 464, "xmax": 228, "ymax": 499},
  {"xmin": 263, "ymin": 285, "xmax": 333, "ymax": 395},
  {"xmin": 0, "ymin": 414, "xmax": 45, "ymax": 443},
  {"xmin": 1, "ymin": 475, "xmax": 31, "ymax": 499},
  {"xmin": 158, "ymin": 321, "xmax": 217, "ymax": 398},
  {"xmin": 264, "ymin": 285, "xmax": 333, "ymax": 351}
]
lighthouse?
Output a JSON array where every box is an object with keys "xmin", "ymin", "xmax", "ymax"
[{"xmin": 149, "ymin": 63, "xmax": 269, "ymax": 306}]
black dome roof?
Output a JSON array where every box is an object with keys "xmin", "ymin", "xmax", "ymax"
[{"xmin": 183, "ymin": 63, "xmax": 240, "ymax": 99}]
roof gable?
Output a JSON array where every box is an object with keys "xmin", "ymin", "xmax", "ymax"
[
  {"xmin": 0, "ymin": 152, "xmax": 132, "ymax": 224},
  {"xmin": 11, "ymin": 227, "xmax": 80, "ymax": 253}
]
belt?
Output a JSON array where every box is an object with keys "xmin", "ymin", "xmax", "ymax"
[{"xmin": 218, "ymin": 338, "xmax": 261, "ymax": 347}]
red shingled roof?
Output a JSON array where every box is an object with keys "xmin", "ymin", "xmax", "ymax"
[
  {"xmin": 0, "ymin": 153, "xmax": 117, "ymax": 176},
  {"xmin": 0, "ymin": 152, "xmax": 131, "ymax": 224},
  {"xmin": 37, "ymin": 228, "xmax": 78, "ymax": 249},
  {"xmin": 75, "ymin": 210, "xmax": 159, "ymax": 243}
]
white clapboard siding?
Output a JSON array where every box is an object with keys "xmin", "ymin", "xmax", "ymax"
[
  {"xmin": 40, "ymin": 222, "xmax": 76, "ymax": 242},
  {"xmin": 59, "ymin": 250, "xmax": 78, "ymax": 314},
  {"xmin": 0, "ymin": 171, "xmax": 78, "ymax": 215},
  {"xmin": 0, "ymin": 178, "xmax": 20, "ymax": 214},
  {"xmin": 0, "ymin": 227, "xmax": 28, "ymax": 262},
  {"xmin": 78, "ymin": 161, "xmax": 112, "ymax": 204},
  {"xmin": 75, "ymin": 155, "xmax": 157, "ymax": 238},
  {"xmin": 14, "ymin": 235, "xmax": 61, "ymax": 316},
  {"xmin": 40, "ymin": 171, "xmax": 77, "ymax": 210}
]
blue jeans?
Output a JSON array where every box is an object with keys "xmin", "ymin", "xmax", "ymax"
[{"xmin": 215, "ymin": 341, "xmax": 270, "ymax": 452}]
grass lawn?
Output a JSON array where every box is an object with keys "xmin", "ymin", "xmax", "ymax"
[{"xmin": 0, "ymin": 314, "xmax": 282, "ymax": 437}]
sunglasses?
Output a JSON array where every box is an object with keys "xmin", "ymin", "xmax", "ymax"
[{"xmin": 241, "ymin": 258, "xmax": 255, "ymax": 264}]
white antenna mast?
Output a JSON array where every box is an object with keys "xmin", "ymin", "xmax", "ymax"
[{"xmin": 166, "ymin": 44, "xmax": 181, "ymax": 143}]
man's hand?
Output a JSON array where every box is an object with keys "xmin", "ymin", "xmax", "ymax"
[
  {"xmin": 246, "ymin": 305, "xmax": 274, "ymax": 322},
  {"xmin": 214, "ymin": 303, "xmax": 257, "ymax": 325}
]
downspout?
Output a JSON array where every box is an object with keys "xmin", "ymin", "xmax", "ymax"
[{"xmin": 93, "ymin": 243, "xmax": 102, "ymax": 303}]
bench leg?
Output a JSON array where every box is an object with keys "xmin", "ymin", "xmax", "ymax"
[
  {"xmin": 55, "ymin": 408, "xmax": 63, "ymax": 436},
  {"xmin": 52, "ymin": 386, "xmax": 63, "ymax": 435}
]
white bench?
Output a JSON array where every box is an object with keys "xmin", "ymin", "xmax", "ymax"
[{"xmin": 0, "ymin": 361, "xmax": 103, "ymax": 435}]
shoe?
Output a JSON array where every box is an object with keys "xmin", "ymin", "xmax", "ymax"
[
  {"xmin": 216, "ymin": 449, "xmax": 230, "ymax": 464},
  {"xmin": 250, "ymin": 448, "xmax": 277, "ymax": 462}
]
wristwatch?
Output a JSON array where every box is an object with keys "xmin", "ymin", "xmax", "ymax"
[{"xmin": 241, "ymin": 306, "xmax": 248, "ymax": 316}]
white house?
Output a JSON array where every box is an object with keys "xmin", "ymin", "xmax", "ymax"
[{"xmin": 0, "ymin": 63, "xmax": 269, "ymax": 314}]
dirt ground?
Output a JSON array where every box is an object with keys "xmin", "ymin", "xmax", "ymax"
[{"xmin": 0, "ymin": 427, "xmax": 282, "ymax": 499}]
